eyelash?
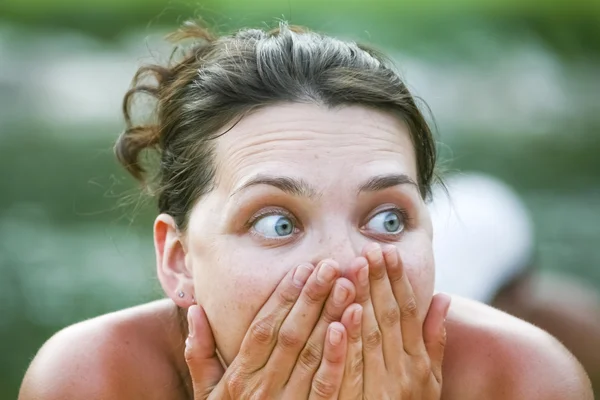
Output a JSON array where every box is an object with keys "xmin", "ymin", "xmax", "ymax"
[
  {"xmin": 370, "ymin": 206, "xmax": 412, "ymax": 226},
  {"xmin": 246, "ymin": 205, "xmax": 412, "ymax": 242},
  {"xmin": 363, "ymin": 206, "xmax": 412, "ymax": 241},
  {"xmin": 246, "ymin": 207, "xmax": 302, "ymax": 242}
]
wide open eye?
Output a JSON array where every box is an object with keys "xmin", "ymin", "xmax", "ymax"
[
  {"xmin": 364, "ymin": 209, "xmax": 405, "ymax": 235},
  {"xmin": 253, "ymin": 214, "xmax": 295, "ymax": 238}
]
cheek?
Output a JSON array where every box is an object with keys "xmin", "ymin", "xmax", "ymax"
[
  {"xmin": 190, "ymin": 240, "xmax": 294, "ymax": 364},
  {"xmin": 398, "ymin": 233, "xmax": 435, "ymax": 318}
]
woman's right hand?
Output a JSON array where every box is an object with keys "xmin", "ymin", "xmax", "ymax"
[{"xmin": 184, "ymin": 261, "xmax": 360, "ymax": 399}]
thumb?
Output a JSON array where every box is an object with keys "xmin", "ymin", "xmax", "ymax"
[
  {"xmin": 423, "ymin": 293, "xmax": 451, "ymax": 385},
  {"xmin": 185, "ymin": 305, "xmax": 225, "ymax": 400}
]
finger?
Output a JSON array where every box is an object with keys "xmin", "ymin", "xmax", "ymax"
[
  {"xmin": 307, "ymin": 323, "xmax": 347, "ymax": 400},
  {"xmin": 237, "ymin": 263, "xmax": 315, "ymax": 372},
  {"xmin": 267, "ymin": 260, "xmax": 343, "ymax": 384},
  {"xmin": 383, "ymin": 244, "xmax": 425, "ymax": 356},
  {"xmin": 338, "ymin": 303, "xmax": 363, "ymax": 399},
  {"xmin": 347, "ymin": 256, "xmax": 386, "ymax": 387},
  {"xmin": 423, "ymin": 293, "xmax": 451, "ymax": 384},
  {"xmin": 363, "ymin": 243, "xmax": 403, "ymax": 369},
  {"xmin": 284, "ymin": 276, "xmax": 356, "ymax": 395},
  {"xmin": 185, "ymin": 305, "xmax": 225, "ymax": 400}
]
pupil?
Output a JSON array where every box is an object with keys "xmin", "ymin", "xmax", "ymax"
[
  {"xmin": 384, "ymin": 213, "xmax": 399, "ymax": 232},
  {"xmin": 275, "ymin": 217, "xmax": 293, "ymax": 236}
]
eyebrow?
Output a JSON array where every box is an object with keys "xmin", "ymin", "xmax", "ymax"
[
  {"xmin": 231, "ymin": 173, "xmax": 417, "ymax": 198},
  {"xmin": 232, "ymin": 175, "xmax": 317, "ymax": 198},
  {"xmin": 358, "ymin": 173, "xmax": 418, "ymax": 192}
]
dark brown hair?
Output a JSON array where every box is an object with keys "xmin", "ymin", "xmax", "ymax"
[{"xmin": 115, "ymin": 20, "xmax": 437, "ymax": 230}]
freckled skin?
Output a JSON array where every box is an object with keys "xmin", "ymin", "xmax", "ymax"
[{"xmin": 185, "ymin": 103, "xmax": 434, "ymax": 364}]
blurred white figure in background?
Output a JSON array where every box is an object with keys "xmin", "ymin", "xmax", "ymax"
[
  {"xmin": 431, "ymin": 172, "xmax": 600, "ymax": 391},
  {"xmin": 431, "ymin": 173, "xmax": 534, "ymax": 303}
]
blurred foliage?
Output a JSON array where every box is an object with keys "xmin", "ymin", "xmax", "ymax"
[
  {"xmin": 0, "ymin": 122, "xmax": 149, "ymax": 228},
  {"xmin": 1, "ymin": 0, "xmax": 600, "ymax": 58},
  {"xmin": 1, "ymin": 1, "xmax": 599, "ymax": 399}
]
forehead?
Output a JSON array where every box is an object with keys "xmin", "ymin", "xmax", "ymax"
[{"xmin": 213, "ymin": 103, "xmax": 418, "ymax": 190}]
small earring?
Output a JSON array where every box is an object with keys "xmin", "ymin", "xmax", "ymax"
[{"xmin": 178, "ymin": 290, "xmax": 185, "ymax": 298}]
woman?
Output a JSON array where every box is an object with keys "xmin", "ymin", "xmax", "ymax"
[{"xmin": 19, "ymin": 21, "xmax": 592, "ymax": 399}]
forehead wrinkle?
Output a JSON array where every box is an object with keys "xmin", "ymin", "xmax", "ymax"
[
  {"xmin": 219, "ymin": 140, "xmax": 403, "ymax": 189},
  {"xmin": 213, "ymin": 138, "xmax": 310, "ymax": 192},
  {"xmin": 220, "ymin": 128, "xmax": 409, "ymax": 161},
  {"xmin": 226, "ymin": 117, "xmax": 408, "ymax": 144},
  {"xmin": 212, "ymin": 106, "xmax": 417, "ymax": 192},
  {"xmin": 234, "ymin": 103, "xmax": 408, "ymax": 136},
  {"xmin": 217, "ymin": 142, "xmax": 415, "ymax": 194}
]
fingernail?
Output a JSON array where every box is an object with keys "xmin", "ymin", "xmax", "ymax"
[
  {"xmin": 317, "ymin": 262, "xmax": 336, "ymax": 284},
  {"xmin": 185, "ymin": 337, "xmax": 191, "ymax": 349},
  {"xmin": 293, "ymin": 264, "xmax": 313, "ymax": 286},
  {"xmin": 333, "ymin": 284, "xmax": 349, "ymax": 306},
  {"xmin": 329, "ymin": 325, "xmax": 343, "ymax": 346},
  {"xmin": 352, "ymin": 306, "xmax": 362, "ymax": 325},
  {"xmin": 187, "ymin": 306, "xmax": 196, "ymax": 338},
  {"xmin": 358, "ymin": 265, "xmax": 369, "ymax": 285}
]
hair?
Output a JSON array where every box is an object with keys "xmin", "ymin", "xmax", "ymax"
[{"xmin": 115, "ymin": 19, "xmax": 438, "ymax": 230}]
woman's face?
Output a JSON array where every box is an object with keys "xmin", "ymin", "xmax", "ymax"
[{"xmin": 184, "ymin": 103, "xmax": 434, "ymax": 364}]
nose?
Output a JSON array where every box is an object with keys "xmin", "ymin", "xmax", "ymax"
[{"xmin": 309, "ymin": 230, "xmax": 363, "ymax": 275}]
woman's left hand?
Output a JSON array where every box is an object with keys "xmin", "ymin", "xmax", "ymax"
[{"xmin": 338, "ymin": 243, "xmax": 451, "ymax": 399}]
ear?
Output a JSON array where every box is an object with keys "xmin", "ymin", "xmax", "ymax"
[{"xmin": 154, "ymin": 213, "xmax": 195, "ymax": 308}]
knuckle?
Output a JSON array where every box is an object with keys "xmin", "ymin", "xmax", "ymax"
[
  {"xmin": 320, "ymin": 306, "xmax": 338, "ymax": 325},
  {"xmin": 277, "ymin": 286, "xmax": 299, "ymax": 307},
  {"xmin": 387, "ymin": 266, "xmax": 404, "ymax": 283},
  {"xmin": 278, "ymin": 328, "xmax": 303, "ymax": 349},
  {"xmin": 303, "ymin": 284, "xmax": 326, "ymax": 306},
  {"xmin": 396, "ymin": 372, "xmax": 413, "ymax": 396},
  {"xmin": 400, "ymin": 297, "xmax": 419, "ymax": 320},
  {"xmin": 224, "ymin": 369, "xmax": 247, "ymax": 397},
  {"xmin": 349, "ymin": 354, "xmax": 363, "ymax": 376},
  {"xmin": 298, "ymin": 341, "xmax": 323, "ymax": 371},
  {"xmin": 249, "ymin": 316, "xmax": 277, "ymax": 346},
  {"xmin": 370, "ymin": 264, "xmax": 387, "ymax": 281},
  {"xmin": 363, "ymin": 327, "xmax": 382, "ymax": 351},
  {"xmin": 250, "ymin": 387, "xmax": 270, "ymax": 400},
  {"xmin": 399, "ymin": 382, "xmax": 412, "ymax": 399},
  {"xmin": 184, "ymin": 347, "xmax": 195, "ymax": 364},
  {"xmin": 380, "ymin": 304, "xmax": 401, "ymax": 328},
  {"xmin": 413, "ymin": 357, "xmax": 433, "ymax": 381},
  {"xmin": 312, "ymin": 375, "xmax": 338, "ymax": 398},
  {"xmin": 348, "ymin": 327, "xmax": 362, "ymax": 342},
  {"xmin": 438, "ymin": 333, "xmax": 447, "ymax": 351}
]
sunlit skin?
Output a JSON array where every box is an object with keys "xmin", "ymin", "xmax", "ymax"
[{"xmin": 18, "ymin": 103, "xmax": 593, "ymax": 400}]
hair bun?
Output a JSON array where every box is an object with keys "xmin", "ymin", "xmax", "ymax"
[{"xmin": 115, "ymin": 20, "xmax": 216, "ymax": 184}]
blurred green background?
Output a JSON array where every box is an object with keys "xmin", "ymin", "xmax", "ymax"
[{"xmin": 1, "ymin": 0, "xmax": 599, "ymax": 398}]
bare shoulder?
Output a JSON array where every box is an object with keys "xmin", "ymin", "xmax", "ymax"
[
  {"xmin": 18, "ymin": 299, "xmax": 188, "ymax": 400},
  {"xmin": 442, "ymin": 295, "xmax": 593, "ymax": 400}
]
